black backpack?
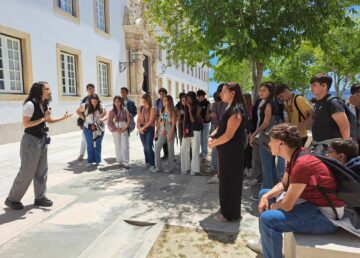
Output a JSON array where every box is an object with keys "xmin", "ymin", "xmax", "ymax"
[
  {"xmin": 295, "ymin": 151, "xmax": 360, "ymax": 220},
  {"xmin": 327, "ymin": 96, "xmax": 360, "ymax": 141}
]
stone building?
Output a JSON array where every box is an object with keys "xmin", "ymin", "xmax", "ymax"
[{"xmin": 0, "ymin": 0, "xmax": 209, "ymax": 144}]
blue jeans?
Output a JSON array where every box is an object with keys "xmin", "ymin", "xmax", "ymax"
[
  {"xmin": 259, "ymin": 189, "xmax": 338, "ymax": 258},
  {"xmin": 139, "ymin": 126, "xmax": 155, "ymax": 166},
  {"xmin": 83, "ymin": 127, "xmax": 104, "ymax": 163},
  {"xmin": 211, "ymin": 147, "xmax": 218, "ymax": 172},
  {"xmin": 259, "ymin": 146, "xmax": 279, "ymax": 189},
  {"xmin": 200, "ymin": 122, "xmax": 210, "ymax": 158}
]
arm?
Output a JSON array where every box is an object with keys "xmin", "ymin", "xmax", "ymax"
[
  {"xmin": 107, "ymin": 111, "xmax": 117, "ymax": 132},
  {"xmin": 47, "ymin": 111, "xmax": 72, "ymax": 123},
  {"xmin": 23, "ymin": 116, "xmax": 48, "ymax": 128},
  {"xmin": 125, "ymin": 110, "xmax": 131, "ymax": 129},
  {"xmin": 208, "ymin": 113, "xmax": 242, "ymax": 148},
  {"xmin": 270, "ymin": 183, "xmax": 306, "ymax": 212},
  {"xmin": 254, "ymin": 103, "xmax": 272, "ymax": 134},
  {"xmin": 143, "ymin": 108, "xmax": 157, "ymax": 130},
  {"xmin": 76, "ymin": 105, "xmax": 85, "ymax": 120},
  {"xmin": 332, "ymin": 112, "xmax": 350, "ymax": 139},
  {"xmin": 99, "ymin": 108, "xmax": 108, "ymax": 123},
  {"xmin": 155, "ymin": 113, "xmax": 161, "ymax": 135}
]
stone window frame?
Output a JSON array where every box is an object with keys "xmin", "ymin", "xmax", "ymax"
[
  {"xmin": 96, "ymin": 56, "xmax": 113, "ymax": 99},
  {"xmin": 93, "ymin": 0, "xmax": 111, "ymax": 38},
  {"xmin": 53, "ymin": 0, "xmax": 80, "ymax": 25},
  {"xmin": 0, "ymin": 25, "xmax": 32, "ymax": 101},
  {"xmin": 56, "ymin": 43, "xmax": 83, "ymax": 102}
]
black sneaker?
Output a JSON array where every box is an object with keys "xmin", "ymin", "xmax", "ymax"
[
  {"xmin": 5, "ymin": 198, "xmax": 24, "ymax": 210},
  {"xmin": 34, "ymin": 197, "xmax": 53, "ymax": 207}
]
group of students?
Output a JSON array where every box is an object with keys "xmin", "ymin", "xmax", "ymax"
[{"xmin": 4, "ymin": 75, "xmax": 360, "ymax": 258}]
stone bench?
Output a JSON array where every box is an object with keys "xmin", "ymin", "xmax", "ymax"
[{"xmin": 284, "ymin": 229, "xmax": 360, "ymax": 258}]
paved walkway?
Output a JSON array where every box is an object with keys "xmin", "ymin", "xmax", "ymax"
[{"xmin": 0, "ymin": 131, "xmax": 260, "ymax": 258}]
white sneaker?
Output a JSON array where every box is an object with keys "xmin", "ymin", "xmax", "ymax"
[
  {"xmin": 207, "ymin": 175, "xmax": 219, "ymax": 184},
  {"xmin": 164, "ymin": 169, "xmax": 171, "ymax": 173},
  {"xmin": 247, "ymin": 238, "xmax": 263, "ymax": 254},
  {"xmin": 97, "ymin": 162, "xmax": 104, "ymax": 167},
  {"xmin": 86, "ymin": 163, "xmax": 93, "ymax": 167},
  {"xmin": 190, "ymin": 171, "xmax": 197, "ymax": 176},
  {"xmin": 150, "ymin": 167, "xmax": 160, "ymax": 173}
]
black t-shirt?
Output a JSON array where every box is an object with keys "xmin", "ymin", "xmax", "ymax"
[
  {"xmin": 312, "ymin": 94, "xmax": 345, "ymax": 141},
  {"xmin": 198, "ymin": 99, "xmax": 210, "ymax": 123}
]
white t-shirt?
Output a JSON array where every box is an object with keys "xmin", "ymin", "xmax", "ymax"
[
  {"xmin": 23, "ymin": 101, "xmax": 44, "ymax": 118},
  {"xmin": 83, "ymin": 103, "xmax": 105, "ymax": 124}
]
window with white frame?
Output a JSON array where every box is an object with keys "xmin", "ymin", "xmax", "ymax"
[
  {"xmin": 58, "ymin": 0, "xmax": 74, "ymax": 15},
  {"xmin": 95, "ymin": 0, "xmax": 106, "ymax": 32},
  {"xmin": 60, "ymin": 52, "xmax": 77, "ymax": 95},
  {"xmin": 98, "ymin": 62, "xmax": 109, "ymax": 96},
  {"xmin": 0, "ymin": 34, "xmax": 23, "ymax": 93}
]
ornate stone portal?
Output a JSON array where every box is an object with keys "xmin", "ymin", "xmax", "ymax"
[{"xmin": 123, "ymin": 0, "xmax": 159, "ymax": 103}]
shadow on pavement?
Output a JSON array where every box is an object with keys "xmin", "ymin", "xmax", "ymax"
[{"xmin": 0, "ymin": 205, "xmax": 50, "ymax": 225}]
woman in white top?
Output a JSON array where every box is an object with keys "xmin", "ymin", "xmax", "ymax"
[
  {"xmin": 77, "ymin": 93, "xmax": 107, "ymax": 167},
  {"xmin": 152, "ymin": 95, "xmax": 177, "ymax": 173},
  {"xmin": 107, "ymin": 96, "xmax": 131, "ymax": 169}
]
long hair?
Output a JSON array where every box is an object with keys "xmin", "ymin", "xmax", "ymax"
[
  {"xmin": 162, "ymin": 95, "xmax": 176, "ymax": 119},
  {"xmin": 184, "ymin": 91, "xmax": 198, "ymax": 124},
  {"xmin": 24, "ymin": 81, "xmax": 49, "ymax": 105},
  {"xmin": 243, "ymin": 93, "xmax": 252, "ymax": 118},
  {"xmin": 142, "ymin": 93, "xmax": 153, "ymax": 109},
  {"xmin": 223, "ymin": 82, "xmax": 245, "ymax": 117},
  {"xmin": 112, "ymin": 95, "xmax": 124, "ymax": 115},
  {"xmin": 260, "ymin": 82, "xmax": 275, "ymax": 101},
  {"xmin": 88, "ymin": 93, "xmax": 103, "ymax": 114}
]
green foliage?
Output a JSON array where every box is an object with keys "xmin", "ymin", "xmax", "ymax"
[{"xmin": 212, "ymin": 58, "xmax": 252, "ymax": 93}]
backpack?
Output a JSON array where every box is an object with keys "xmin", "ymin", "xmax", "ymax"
[
  {"xmin": 128, "ymin": 113, "xmax": 136, "ymax": 133},
  {"xmin": 295, "ymin": 151, "xmax": 360, "ymax": 219},
  {"xmin": 293, "ymin": 94, "xmax": 306, "ymax": 123},
  {"xmin": 327, "ymin": 96, "xmax": 360, "ymax": 141}
]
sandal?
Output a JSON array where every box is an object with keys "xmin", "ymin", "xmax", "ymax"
[{"xmin": 213, "ymin": 213, "xmax": 229, "ymax": 222}]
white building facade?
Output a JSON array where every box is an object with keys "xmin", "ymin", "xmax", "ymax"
[{"xmin": 0, "ymin": 0, "xmax": 209, "ymax": 144}]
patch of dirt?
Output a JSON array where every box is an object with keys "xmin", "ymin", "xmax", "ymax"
[{"xmin": 148, "ymin": 225, "xmax": 261, "ymax": 258}]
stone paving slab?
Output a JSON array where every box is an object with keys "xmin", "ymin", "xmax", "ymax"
[{"xmin": 0, "ymin": 131, "xmax": 260, "ymax": 257}]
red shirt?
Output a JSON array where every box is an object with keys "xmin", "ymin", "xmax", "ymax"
[{"xmin": 287, "ymin": 149, "xmax": 344, "ymax": 207}]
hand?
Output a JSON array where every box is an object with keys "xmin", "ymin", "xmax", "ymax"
[
  {"xmin": 63, "ymin": 111, "xmax": 72, "ymax": 119},
  {"xmin": 139, "ymin": 128, "xmax": 145, "ymax": 134},
  {"xmin": 270, "ymin": 203, "xmax": 278, "ymax": 210},
  {"xmin": 44, "ymin": 110, "xmax": 51, "ymax": 121},
  {"xmin": 258, "ymin": 196, "xmax": 269, "ymax": 214},
  {"xmin": 208, "ymin": 139, "xmax": 216, "ymax": 149}
]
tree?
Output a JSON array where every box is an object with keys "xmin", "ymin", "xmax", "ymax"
[
  {"xmin": 319, "ymin": 19, "xmax": 360, "ymax": 97},
  {"xmin": 146, "ymin": 0, "xmax": 357, "ymax": 101},
  {"xmin": 267, "ymin": 41, "xmax": 325, "ymax": 94},
  {"xmin": 212, "ymin": 58, "xmax": 252, "ymax": 93}
]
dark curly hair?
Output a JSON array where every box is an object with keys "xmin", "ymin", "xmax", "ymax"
[
  {"xmin": 270, "ymin": 123, "xmax": 302, "ymax": 149},
  {"xmin": 24, "ymin": 81, "xmax": 50, "ymax": 105}
]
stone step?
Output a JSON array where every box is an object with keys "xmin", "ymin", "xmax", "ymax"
[
  {"xmin": 284, "ymin": 230, "xmax": 360, "ymax": 258},
  {"xmin": 78, "ymin": 218, "xmax": 164, "ymax": 258}
]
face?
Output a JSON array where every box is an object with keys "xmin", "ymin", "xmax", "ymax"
[
  {"xmin": 221, "ymin": 86, "xmax": 234, "ymax": 104},
  {"xmin": 159, "ymin": 92, "xmax": 166, "ymax": 100},
  {"xmin": 197, "ymin": 95, "xmax": 205, "ymax": 102},
  {"xmin": 90, "ymin": 98, "xmax": 99, "ymax": 107},
  {"xmin": 114, "ymin": 98, "xmax": 121, "ymax": 108},
  {"xmin": 181, "ymin": 97, "xmax": 187, "ymax": 105},
  {"xmin": 186, "ymin": 96, "xmax": 193, "ymax": 104},
  {"xmin": 259, "ymin": 86, "xmax": 270, "ymax": 100},
  {"xmin": 142, "ymin": 98, "xmax": 149, "ymax": 108},
  {"xmin": 42, "ymin": 83, "xmax": 52, "ymax": 100},
  {"xmin": 327, "ymin": 146, "xmax": 345, "ymax": 163},
  {"xmin": 87, "ymin": 86, "xmax": 95, "ymax": 96},
  {"xmin": 163, "ymin": 98, "xmax": 168, "ymax": 107},
  {"xmin": 310, "ymin": 81, "xmax": 325, "ymax": 97},
  {"xmin": 269, "ymin": 137, "xmax": 282, "ymax": 156},
  {"xmin": 121, "ymin": 89, "xmax": 128, "ymax": 99},
  {"xmin": 277, "ymin": 89, "xmax": 290, "ymax": 102}
]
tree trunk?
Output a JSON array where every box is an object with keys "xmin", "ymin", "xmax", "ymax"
[
  {"xmin": 340, "ymin": 77, "xmax": 349, "ymax": 98},
  {"xmin": 251, "ymin": 59, "xmax": 263, "ymax": 102}
]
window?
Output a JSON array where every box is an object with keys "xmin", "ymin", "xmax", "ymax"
[
  {"xmin": 98, "ymin": 62, "xmax": 109, "ymax": 96},
  {"xmin": 60, "ymin": 52, "xmax": 77, "ymax": 96},
  {"xmin": 54, "ymin": 0, "xmax": 79, "ymax": 24},
  {"xmin": 175, "ymin": 81, "xmax": 179, "ymax": 97},
  {"xmin": 58, "ymin": 0, "xmax": 73, "ymax": 15},
  {"xmin": 56, "ymin": 43, "xmax": 83, "ymax": 101},
  {"xmin": 186, "ymin": 65, "xmax": 189, "ymax": 74},
  {"xmin": 96, "ymin": 56, "xmax": 112, "ymax": 98},
  {"xmin": 94, "ymin": 0, "xmax": 110, "ymax": 36},
  {"xmin": 0, "ymin": 35, "xmax": 23, "ymax": 93},
  {"xmin": 191, "ymin": 67, "xmax": 194, "ymax": 76}
]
